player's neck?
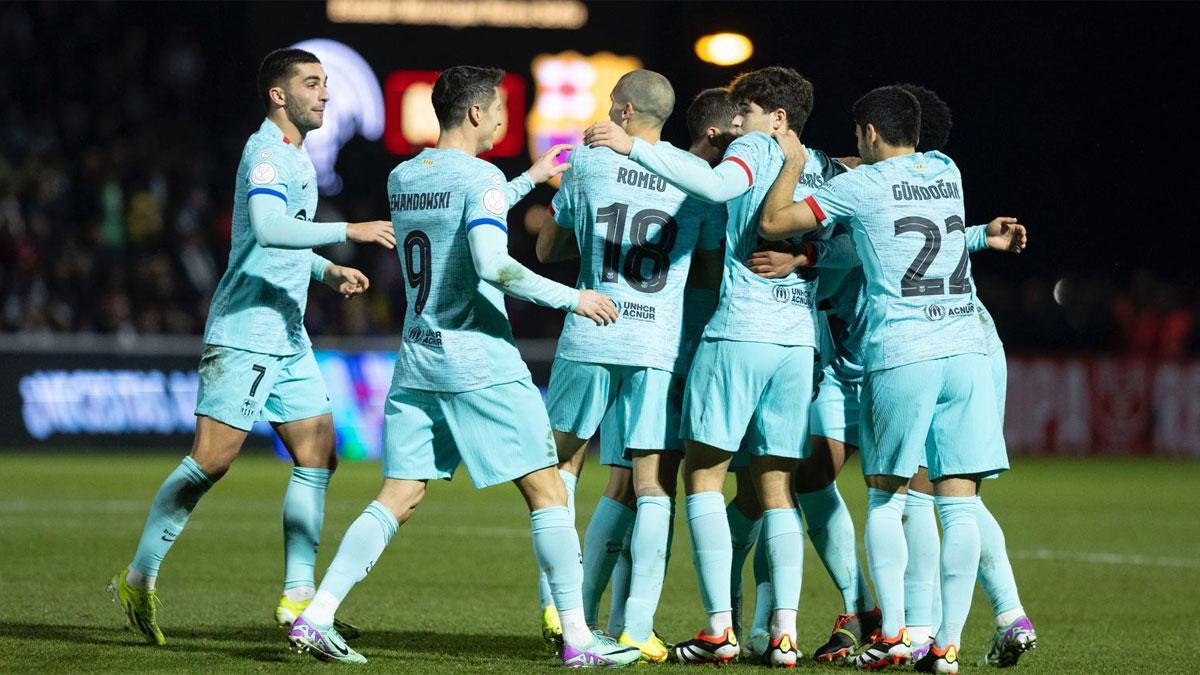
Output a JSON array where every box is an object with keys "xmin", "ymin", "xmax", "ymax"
[
  {"xmin": 624, "ymin": 121, "xmax": 661, "ymax": 144},
  {"xmin": 875, "ymin": 144, "xmax": 915, "ymax": 162},
  {"xmin": 266, "ymin": 112, "xmax": 307, "ymax": 148},
  {"xmin": 435, "ymin": 127, "xmax": 480, "ymax": 155}
]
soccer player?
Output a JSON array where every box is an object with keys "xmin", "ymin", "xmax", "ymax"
[
  {"xmin": 535, "ymin": 70, "xmax": 726, "ymax": 662},
  {"xmin": 286, "ymin": 65, "xmax": 638, "ymax": 668},
  {"xmin": 586, "ymin": 66, "xmax": 846, "ymax": 666},
  {"xmin": 108, "ymin": 47, "xmax": 398, "ymax": 646},
  {"xmin": 758, "ymin": 86, "xmax": 1009, "ymax": 674}
]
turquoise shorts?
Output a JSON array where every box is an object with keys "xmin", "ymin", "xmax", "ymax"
[
  {"xmin": 194, "ymin": 345, "xmax": 331, "ymax": 431},
  {"xmin": 546, "ymin": 358, "xmax": 684, "ymax": 454},
  {"xmin": 809, "ymin": 366, "xmax": 862, "ymax": 447},
  {"xmin": 681, "ymin": 339, "xmax": 814, "ymax": 460},
  {"xmin": 597, "ymin": 411, "xmax": 631, "ymax": 469},
  {"xmin": 382, "ymin": 378, "xmax": 558, "ymax": 489},
  {"xmin": 860, "ymin": 353, "xmax": 1007, "ymax": 481}
]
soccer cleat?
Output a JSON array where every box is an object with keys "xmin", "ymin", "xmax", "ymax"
[
  {"xmin": 107, "ymin": 570, "xmax": 165, "ymax": 646},
  {"xmin": 617, "ymin": 630, "xmax": 669, "ymax": 663},
  {"xmin": 562, "ymin": 632, "xmax": 642, "ymax": 668},
  {"xmin": 670, "ymin": 626, "xmax": 739, "ymax": 664},
  {"xmin": 915, "ymin": 643, "xmax": 960, "ymax": 674},
  {"xmin": 743, "ymin": 628, "xmax": 771, "ymax": 660},
  {"xmin": 541, "ymin": 605, "xmax": 564, "ymax": 654},
  {"xmin": 814, "ymin": 609, "xmax": 881, "ymax": 662},
  {"xmin": 853, "ymin": 628, "xmax": 912, "ymax": 670},
  {"xmin": 287, "ymin": 615, "xmax": 367, "ymax": 664},
  {"xmin": 766, "ymin": 633, "xmax": 800, "ymax": 668},
  {"xmin": 977, "ymin": 616, "xmax": 1037, "ymax": 667},
  {"xmin": 274, "ymin": 595, "xmax": 362, "ymax": 639}
]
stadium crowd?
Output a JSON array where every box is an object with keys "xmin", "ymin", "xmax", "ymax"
[{"xmin": 0, "ymin": 2, "xmax": 1194, "ymax": 356}]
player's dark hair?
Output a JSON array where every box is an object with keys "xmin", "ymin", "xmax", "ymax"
[
  {"xmin": 432, "ymin": 65, "xmax": 506, "ymax": 128},
  {"xmin": 728, "ymin": 66, "xmax": 814, "ymax": 135},
  {"xmin": 898, "ymin": 83, "xmax": 952, "ymax": 152},
  {"xmin": 686, "ymin": 88, "xmax": 739, "ymax": 142},
  {"xmin": 257, "ymin": 48, "xmax": 321, "ymax": 111},
  {"xmin": 852, "ymin": 86, "xmax": 921, "ymax": 148}
]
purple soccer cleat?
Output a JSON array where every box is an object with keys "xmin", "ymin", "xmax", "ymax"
[
  {"xmin": 561, "ymin": 632, "xmax": 641, "ymax": 668},
  {"xmin": 978, "ymin": 615, "xmax": 1038, "ymax": 667},
  {"xmin": 287, "ymin": 614, "xmax": 367, "ymax": 664}
]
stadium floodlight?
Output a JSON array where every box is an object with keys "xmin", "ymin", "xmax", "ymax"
[
  {"xmin": 289, "ymin": 38, "xmax": 386, "ymax": 196},
  {"xmin": 694, "ymin": 32, "xmax": 753, "ymax": 66}
]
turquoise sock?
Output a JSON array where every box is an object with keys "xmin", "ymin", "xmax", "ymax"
[
  {"xmin": 902, "ymin": 490, "xmax": 939, "ymax": 630},
  {"xmin": 317, "ymin": 501, "xmax": 397, "ymax": 602},
  {"xmin": 750, "ymin": 524, "xmax": 772, "ymax": 635},
  {"xmin": 606, "ymin": 528, "xmax": 633, "ymax": 635},
  {"xmin": 130, "ymin": 457, "xmax": 214, "ymax": 577},
  {"xmin": 537, "ymin": 470, "xmax": 579, "ymax": 610},
  {"xmin": 581, "ymin": 497, "xmax": 635, "ymax": 625},
  {"xmin": 282, "ymin": 466, "xmax": 332, "ymax": 590},
  {"xmin": 763, "ymin": 508, "xmax": 803, "ymax": 614},
  {"xmin": 624, "ymin": 496, "xmax": 671, "ymax": 641},
  {"xmin": 977, "ymin": 497, "xmax": 1022, "ymax": 615},
  {"xmin": 685, "ymin": 491, "xmax": 732, "ymax": 614},
  {"xmin": 865, "ymin": 488, "xmax": 908, "ymax": 636},
  {"xmin": 727, "ymin": 501, "xmax": 762, "ymax": 620},
  {"xmin": 796, "ymin": 483, "xmax": 873, "ymax": 613},
  {"xmin": 531, "ymin": 506, "xmax": 584, "ymax": 612},
  {"xmin": 934, "ymin": 496, "xmax": 980, "ymax": 648}
]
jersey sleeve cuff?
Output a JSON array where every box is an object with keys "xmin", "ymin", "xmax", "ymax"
[
  {"xmin": 721, "ymin": 156, "xmax": 754, "ymax": 187},
  {"xmin": 804, "ymin": 195, "xmax": 829, "ymax": 224}
]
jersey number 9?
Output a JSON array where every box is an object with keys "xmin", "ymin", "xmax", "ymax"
[{"xmin": 403, "ymin": 230, "xmax": 432, "ymax": 315}]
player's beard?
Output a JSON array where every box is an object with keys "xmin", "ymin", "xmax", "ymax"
[{"xmin": 287, "ymin": 97, "xmax": 321, "ymax": 134}]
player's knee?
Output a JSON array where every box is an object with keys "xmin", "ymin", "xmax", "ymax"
[{"xmin": 377, "ymin": 480, "xmax": 426, "ymax": 525}]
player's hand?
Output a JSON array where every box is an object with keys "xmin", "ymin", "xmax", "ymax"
[
  {"xmin": 346, "ymin": 220, "xmax": 396, "ymax": 249},
  {"xmin": 746, "ymin": 249, "xmax": 807, "ymax": 278},
  {"xmin": 583, "ymin": 121, "xmax": 634, "ymax": 155},
  {"xmin": 527, "ymin": 144, "xmax": 573, "ymax": 184},
  {"xmin": 324, "ymin": 265, "xmax": 370, "ymax": 298},
  {"xmin": 772, "ymin": 129, "xmax": 807, "ymax": 164},
  {"xmin": 985, "ymin": 216, "xmax": 1027, "ymax": 254},
  {"xmin": 573, "ymin": 289, "xmax": 619, "ymax": 326}
]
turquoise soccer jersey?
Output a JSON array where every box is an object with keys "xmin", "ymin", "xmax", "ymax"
[
  {"xmin": 204, "ymin": 119, "xmax": 323, "ymax": 355},
  {"xmin": 703, "ymin": 132, "xmax": 845, "ymax": 347},
  {"xmin": 814, "ymin": 228, "xmax": 868, "ymax": 385},
  {"xmin": 808, "ymin": 150, "xmax": 986, "ymax": 372},
  {"xmin": 388, "ymin": 147, "xmax": 529, "ymax": 392},
  {"xmin": 550, "ymin": 143, "xmax": 724, "ymax": 372}
]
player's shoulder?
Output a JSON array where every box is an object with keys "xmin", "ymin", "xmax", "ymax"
[
  {"xmin": 916, "ymin": 150, "xmax": 960, "ymax": 178},
  {"xmin": 463, "ymin": 153, "xmax": 506, "ymax": 181},
  {"xmin": 803, "ymin": 147, "xmax": 850, "ymax": 183},
  {"xmin": 725, "ymin": 131, "xmax": 775, "ymax": 158}
]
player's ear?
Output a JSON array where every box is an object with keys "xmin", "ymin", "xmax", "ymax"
[
  {"xmin": 705, "ymin": 126, "xmax": 719, "ymax": 141},
  {"xmin": 268, "ymin": 85, "xmax": 287, "ymax": 108},
  {"xmin": 865, "ymin": 123, "xmax": 879, "ymax": 146},
  {"xmin": 772, "ymin": 108, "xmax": 787, "ymax": 131},
  {"xmin": 468, "ymin": 103, "xmax": 482, "ymax": 127},
  {"xmin": 622, "ymin": 102, "xmax": 635, "ymax": 122}
]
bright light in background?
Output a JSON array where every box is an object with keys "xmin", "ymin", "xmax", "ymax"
[
  {"xmin": 695, "ymin": 32, "xmax": 753, "ymax": 66},
  {"xmin": 384, "ymin": 71, "xmax": 526, "ymax": 158},
  {"xmin": 1054, "ymin": 278, "xmax": 1067, "ymax": 305},
  {"xmin": 290, "ymin": 39, "xmax": 385, "ymax": 196}
]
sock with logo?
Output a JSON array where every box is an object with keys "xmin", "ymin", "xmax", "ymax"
[
  {"xmin": 622, "ymin": 495, "xmax": 672, "ymax": 642},
  {"xmin": 606, "ymin": 528, "xmax": 633, "ymax": 635},
  {"xmin": 934, "ymin": 496, "xmax": 981, "ymax": 649},
  {"xmin": 727, "ymin": 500, "xmax": 762, "ymax": 629},
  {"xmin": 796, "ymin": 482, "xmax": 874, "ymax": 614},
  {"xmin": 128, "ymin": 456, "xmax": 215, "ymax": 584},
  {"xmin": 686, "ymin": 491, "xmax": 733, "ymax": 633},
  {"xmin": 763, "ymin": 508, "xmax": 803, "ymax": 638},
  {"xmin": 282, "ymin": 466, "xmax": 332, "ymax": 592},
  {"xmin": 581, "ymin": 496, "xmax": 635, "ymax": 626},
  {"xmin": 902, "ymin": 489, "xmax": 939, "ymax": 639},
  {"xmin": 976, "ymin": 497, "xmax": 1024, "ymax": 619},
  {"xmin": 865, "ymin": 488, "xmax": 908, "ymax": 637},
  {"xmin": 531, "ymin": 506, "xmax": 589, "ymax": 645},
  {"xmin": 304, "ymin": 500, "xmax": 398, "ymax": 625}
]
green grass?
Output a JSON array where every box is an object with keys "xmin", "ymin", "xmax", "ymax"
[{"xmin": 1, "ymin": 453, "xmax": 1197, "ymax": 673}]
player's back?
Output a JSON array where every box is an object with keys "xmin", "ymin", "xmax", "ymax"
[
  {"xmin": 205, "ymin": 119, "xmax": 319, "ymax": 355},
  {"xmin": 388, "ymin": 148, "xmax": 528, "ymax": 392},
  {"xmin": 834, "ymin": 150, "xmax": 985, "ymax": 371},
  {"xmin": 552, "ymin": 143, "xmax": 722, "ymax": 372},
  {"xmin": 706, "ymin": 131, "xmax": 846, "ymax": 347}
]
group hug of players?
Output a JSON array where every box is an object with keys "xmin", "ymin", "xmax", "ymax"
[{"xmin": 106, "ymin": 47, "xmax": 1036, "ymax": 673}]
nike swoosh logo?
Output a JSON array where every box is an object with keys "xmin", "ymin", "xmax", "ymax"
[
  {"xmin": 161, "ymin": 530, "xmax": 177, "ymax": 542},
  {"xmin": 302, "ymin": 183, "xmax": 310, "ymax": 190},
  {"xmin": 330, "ymin": 638, "xmax": 349, "ymax": 655}
]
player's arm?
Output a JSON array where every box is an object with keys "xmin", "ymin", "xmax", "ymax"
[
  {"xmin": 967, "ymin": 216, "xmax": 1027, "ymax": 254},
  {"xmin": 757, "ymin": 131, "xmax": 822, "ymax": 241},
  {"xmin": 535, "ymin": 160, "xmax": 580, "ymax": 263},
  {"xmin": 468, "ymin": 224, "xmax": 615, "ymax": 325},
  {"xmin": 583, "ymin": 122, "xmax": 751, "ymax": 203},
  {"xmin": 505, "ymin": 143, "xmax": 573, "ymax": 206},
  {"xmin": 248, "ymin": 193, "xmax": 395, "ymax": 250}
]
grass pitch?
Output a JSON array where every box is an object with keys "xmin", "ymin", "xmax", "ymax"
[{"xmin": 1, "ymin": 452, "xmax": 1196, "ymax": 673}]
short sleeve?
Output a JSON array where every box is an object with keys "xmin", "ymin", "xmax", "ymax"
[
  {"xmin": 245, "ymin": 150, "xmax": 290, "ymax": 205},
  {"xmin": 464, "ymin": 165, "xmax": 509, "ymax": 233},
  {"xmin": 807, "ymin": 171, "xmax": 864, "ymax": 227}
]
